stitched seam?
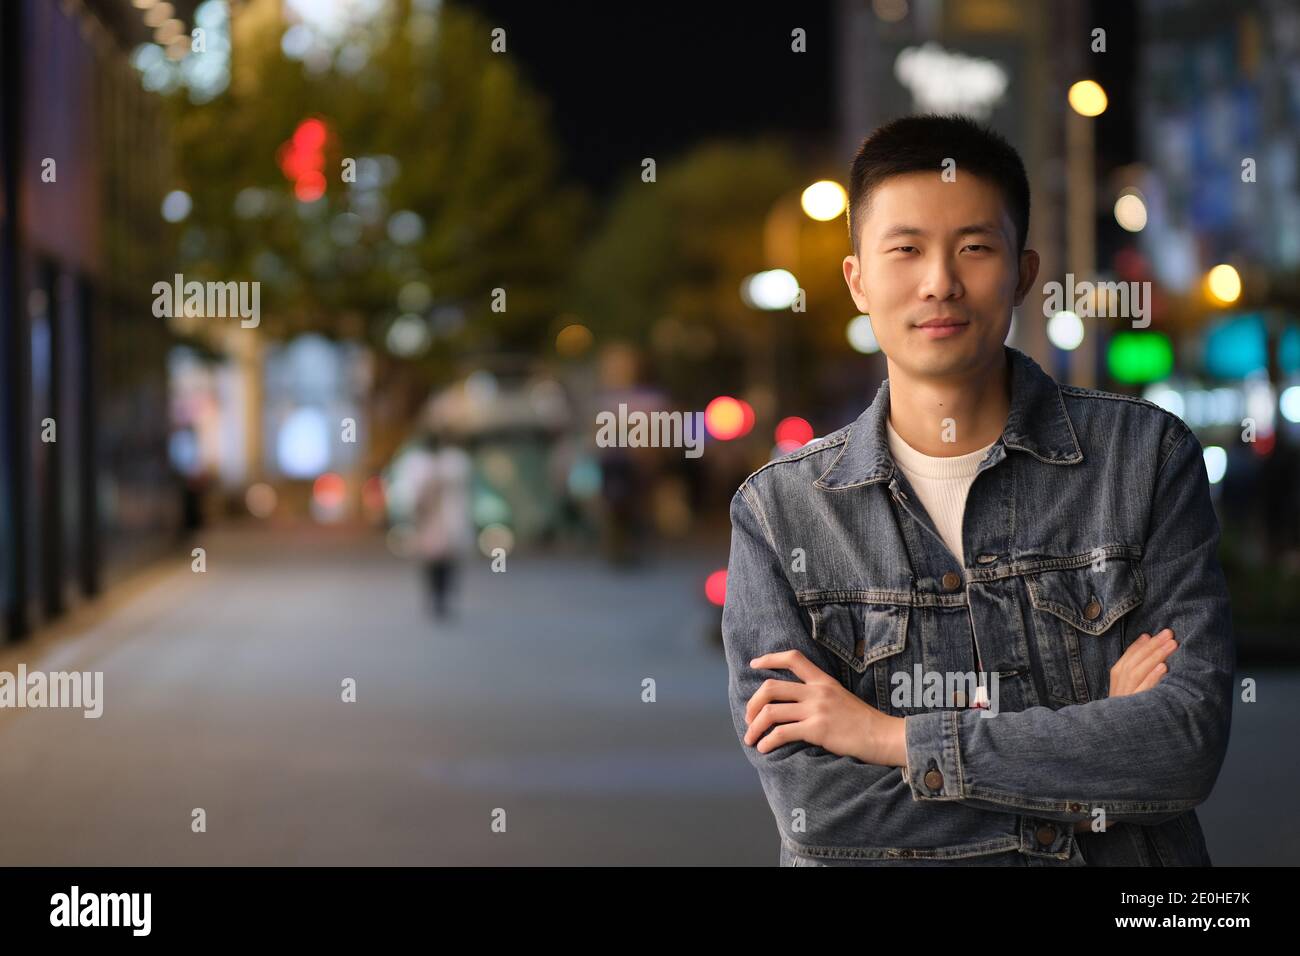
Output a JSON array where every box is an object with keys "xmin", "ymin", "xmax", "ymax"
[
  {"xmin": 1058, "ymin": 384, "xmax": 1192, "ymax": 432},
  {"xmin": 950, "ymin": 709, "xmax": 966, "ymax": 797},
  {"xmin": 782, "ymin": 832, "xmax": 1021, "ymax": 861},
  {"xmin": 964, "ymin": 786, "xmax": 1199, "ymax": 815},
  {"xmin": 1154, "ymin": 423, "xmax": 1191, "ymax": 480},
  {"xmin": 740, "ymin": 430, "xmax": 848, "ymax": 492},
  {"xmin": 738, "ymin": 483, "xmax": 779, "ymax": 556},
  {"xmin": 811, "ymin": 425, "xmax": 854, "ymax": 486}
]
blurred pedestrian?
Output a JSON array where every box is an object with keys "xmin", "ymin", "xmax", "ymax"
[{"xmin": 409, "ymin": 431, "xmax": 474, "ymax": 621}]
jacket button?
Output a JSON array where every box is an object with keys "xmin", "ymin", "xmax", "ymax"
[
  {"xmin": 942, "ymin": 571, "xmax": 961, "ymax": 590},
  {"xmin": 1035, "ymin": 824, "xmax": 1057, "ymax": 846},
  {"xmin": 1083, "ymin": 598, "xmax": 1101, "ymax": 621},
  {"xmin": 924, "ymin": 769, "xmax": 944, "ymax": 791},
  {"xmin": 854, "ymin": 638, "xmax": 865, "ymax": 658}
]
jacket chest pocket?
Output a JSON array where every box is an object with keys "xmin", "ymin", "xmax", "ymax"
[
  {"xmin": 1025, "ymin": 555, "xmax": 1145, "ymax": 706},
  {"xmin": 805, "ymin": 600, "xmax": 914, "ymax": 715}
]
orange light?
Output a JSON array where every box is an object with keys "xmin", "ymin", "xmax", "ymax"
[
  {"xmin": 706, "ymin": 396, "xmax": 746, "ymax": 440},
  {"xmin": 313, "ymin": 472, "xmax": 346, "ymax": 508},
  {"xmin": 705, "ymin": 569, "xmax": 727, "ymax": 606}
]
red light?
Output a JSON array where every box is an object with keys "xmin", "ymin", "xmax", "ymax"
[
  {"xmin": 775, "ymin": 416, "xmax": 813, "ymax": 447},
  {"xmin": 294, "ymin": 171, "xmax": 326, "ymax": 202},
  {"xmin": 293, "ymin": 118, "xmax": 327, "ymax": 151},
  {"xmin": 362, "ymin": 475, "xmax": 385, "ymax": 511},
  {"xmin": 738, "ymin": 399, "xmax": 755, "ymax": 437},
  {"xmin": 278, "ymin": 117, "xmax": 330, "ymax": 202},
  {"xmin": 313, "ymin": 472, "xmax": 346, "ymax": 508},
  {"xmin": 705, "ymin": 569, "xmax": 727, "ymax": 606}
]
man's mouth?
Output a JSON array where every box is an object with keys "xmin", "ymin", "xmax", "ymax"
[{"xmin": 915, "ymin": 316, "xmax": 968, "ymax": 328}]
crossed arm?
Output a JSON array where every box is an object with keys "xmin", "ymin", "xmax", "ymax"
[{"xmin": 723, "ymin": 427, "xmax": 1233, "ymax": 840}]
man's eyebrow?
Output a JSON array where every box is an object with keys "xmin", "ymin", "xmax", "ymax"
[
  {"xmin": 879, "ymin": 225, "xmax": 927, "ymax": 241},
  {"xmin": 877, "ymin": 222, "xmax": 1002, "ymax": 242},
  {"xmin": 953, "ymin": 222, "xmax": 1001, "ymax": 237}
]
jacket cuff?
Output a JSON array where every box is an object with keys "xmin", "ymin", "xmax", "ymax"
[{"xmin": 904, "ymin": 709, "xmax": 963, "ymax": 799}]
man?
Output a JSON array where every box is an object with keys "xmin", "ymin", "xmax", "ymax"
[
  {"xmin": 721, "ymin": 114, "xmax": 1234, "ymax": 866},
  {"xmin": 409, "ymin": 431, "xmax": 474, "ymax": 621}
]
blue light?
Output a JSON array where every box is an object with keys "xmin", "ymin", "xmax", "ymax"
[{"xmin": 1203, "ymin": 314, "xmax": 1266, "ymax": 378}]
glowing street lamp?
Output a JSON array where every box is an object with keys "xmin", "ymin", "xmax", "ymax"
[
  {"xmin": 800, "ymin": 180, "xmax": 847, "ymax": 221},
  {"xmin": 1205, "ymin": 264, "xmax": 1242, "ymax": 305},
  {"xmin": 1068, "ymin": 79, "xmax": 1108, "ymax": 117}
]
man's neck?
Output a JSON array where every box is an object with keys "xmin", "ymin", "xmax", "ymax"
[{"xmin": 886, "ymin": 351, "xmax": 1010, "ymax": 457}]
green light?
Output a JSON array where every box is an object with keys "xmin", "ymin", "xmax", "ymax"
[{"xmin": 1107, "ymin": 332, "xmax": 1173, "ymax": 383}]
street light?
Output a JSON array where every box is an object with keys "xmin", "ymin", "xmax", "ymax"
[
  {"xmin": 1205, "ymin": 264, "xmax": 1242, "ymax": 305},
  {"xmin": 1067, "ymin": 80, "xmax": 1108, "ymax": 117},
  {"xmin": 800, "ymin": 180, "xmax": 847, "ymax": 221}
]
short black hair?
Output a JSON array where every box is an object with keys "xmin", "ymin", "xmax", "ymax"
[{"xmin": 846, "ymin": 113, "xmax": 1030, "ymax": 258}]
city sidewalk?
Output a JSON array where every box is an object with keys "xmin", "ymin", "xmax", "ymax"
[{"xmin": 0, "ymin": 524, "xmax": 773, "ymax": 865}]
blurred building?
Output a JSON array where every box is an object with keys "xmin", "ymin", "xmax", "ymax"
[{"xmin": 1, "ymin": 0, "xmax": 198, "ymax": 641}]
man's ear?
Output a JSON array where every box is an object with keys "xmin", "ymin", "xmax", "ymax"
[
  {"xmin": 842, "ymin": 254, "xmax": 871, "ymax": 314},
  {"xmin": 1013, "ymin": 248, "xmax": 1040, "ymax": 306}
]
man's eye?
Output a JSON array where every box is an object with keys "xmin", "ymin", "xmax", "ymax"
[
  {"xmin": 893, "ymin": 246, "xmax": 918, "ymax": 254},
  {"xmin": 963, "ymin": 244, "xmax": 991, "ymax": 252}
]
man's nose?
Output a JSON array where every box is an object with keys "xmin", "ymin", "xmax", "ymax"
[{"xmin": 918, "ymin": 253, "xmax": 963, "ymax": 301}]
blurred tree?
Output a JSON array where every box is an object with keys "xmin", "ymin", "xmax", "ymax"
[
  {"xmin": 571, "ymin": 140, "xmax": 852, "ymax": 420},
  {"xmin": 165, "ymin": 0, "xmax": 588, "ymax": 457}
]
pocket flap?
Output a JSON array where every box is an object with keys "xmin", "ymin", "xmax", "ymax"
[
  {"xmin": 808, "ymin": 602, "xmax": 908, "ymax": 672},
  {"xmin": 1026, "ymin": 559, "xmax": 1145, "ymax": 635}
]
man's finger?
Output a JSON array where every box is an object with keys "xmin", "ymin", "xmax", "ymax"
[
  {"xmin": 755, "ymin": 721, "xmax": 803, "ymax": 754},
  {"xmin": 743, "ymin": 702, "xmax": 805, "ymax": 746},
  {"xmin": 1123, "ymin": 628, "xmax": 1175, "ymax": 671},
  {"xmin": 744, "ymin": 677, "xmax": 810, "ymax": 724},
  {"xmin": 1134, "ymin": 662, "xmax": 1167, "ymax": 693},
  {"xmin": 750, "ymin": 649, "xmax": 833, "ymax": 686}
]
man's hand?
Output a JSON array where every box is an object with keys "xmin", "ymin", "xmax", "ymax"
[
  {"xmin": 743, "ymin": 649, "xmax": 907, "ymax": 767},
  {"xmin": 1072, "ymin": 627, "xmax": 1180, "ymax": 833},
  {"xmin": 1108, "ymin": 627, "xmax": 1178, "ymax": 697}
]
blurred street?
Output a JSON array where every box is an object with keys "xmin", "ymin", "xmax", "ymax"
[
  {"xmin": 0, "ymin": 524, "xmax": 1290, "ymax": 866},
  {"xmin": 0, "ymin": 526, "xmax": 781, "ymax": 865}
]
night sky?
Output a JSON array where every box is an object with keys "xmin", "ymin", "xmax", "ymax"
[{"xmin": 459, "ymin": 0, "xmax": 837, "ymax": 197}]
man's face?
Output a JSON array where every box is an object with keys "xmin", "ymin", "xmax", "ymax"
[{"xmin": 842, "ymin": 170, "xmax": 1039, "ymax": 381}]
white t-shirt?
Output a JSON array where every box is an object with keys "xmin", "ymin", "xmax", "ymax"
[{"xmin": 885, "ymin": 418, "xmax": 998, "ymax": 567}]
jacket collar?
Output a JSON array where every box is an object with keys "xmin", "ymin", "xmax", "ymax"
[{"xmin": 813, "ymin": 345, "xmax": 1083, "ymax": 490}]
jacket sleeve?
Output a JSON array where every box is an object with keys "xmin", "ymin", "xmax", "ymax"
[
  {"xmin": 902, "ymin": 422, "xmax": 1235, "ymax": 827},
  {"xmin": 722, "ymin": 483, "xmax": 1018, "ymax": 851}
]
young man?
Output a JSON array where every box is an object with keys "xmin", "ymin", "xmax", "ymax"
[{"xmin": 721, "ymin": 114, "xmax": 1235, "ymax": 866}]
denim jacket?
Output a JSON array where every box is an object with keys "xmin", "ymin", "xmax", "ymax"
[{"xmin": 722, "ymin": 345, "xmax": 1235, "ymax": 865}]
